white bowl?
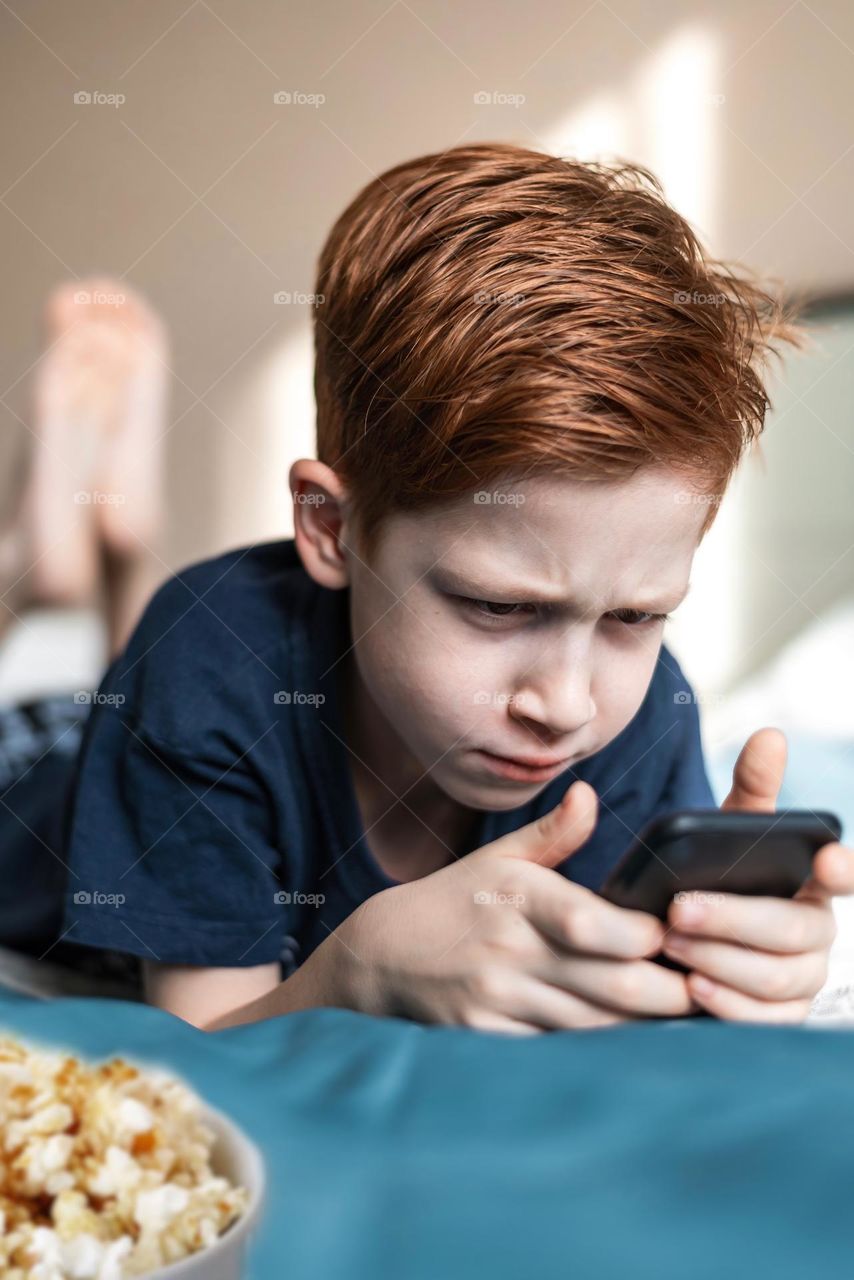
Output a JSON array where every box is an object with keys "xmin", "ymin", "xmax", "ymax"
[{"xmin": 145, "ymin": 1105, "xmax": 266, "ymax": 1280}]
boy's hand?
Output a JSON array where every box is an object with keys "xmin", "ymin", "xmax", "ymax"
[
  {"xmin": 661, "ymin": 727, "xmax": 850, "ymax": 1022},
  {"xmin": 338, "ymin": 780, "xmax": 694, "ymax": 1033}
]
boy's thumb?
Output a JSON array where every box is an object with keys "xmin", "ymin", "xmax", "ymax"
[{"xmin": 487, "ymin": 780, "xmax": 598, "ymax": 870}]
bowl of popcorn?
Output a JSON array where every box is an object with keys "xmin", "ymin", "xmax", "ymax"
[{"xmin": 0, "ymin": 1036, "xmax": 265, "ymax": 1279}]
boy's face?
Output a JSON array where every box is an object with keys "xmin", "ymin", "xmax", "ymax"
[{"xmin": 341, "ymin": 466, "xmax": 709, "ymax": 813}]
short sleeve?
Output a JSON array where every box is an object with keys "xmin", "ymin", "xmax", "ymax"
[{"xmin": 60, "ymin": 572, "xmax": 292, "ymax": 968}]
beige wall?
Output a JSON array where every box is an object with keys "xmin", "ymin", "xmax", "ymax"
[{"xmin": 1, "ymin": 0, "xmax": 852, "ymax": 689}]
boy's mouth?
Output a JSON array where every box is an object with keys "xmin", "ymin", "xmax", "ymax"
[{"xmin": 474, "ymin": 749, "xmax": 574, "ymax": 783}]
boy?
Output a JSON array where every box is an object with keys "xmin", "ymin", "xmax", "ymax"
[{"xmin": 61, "ymin": 143, "xmax": 851, "ymax": 1033}]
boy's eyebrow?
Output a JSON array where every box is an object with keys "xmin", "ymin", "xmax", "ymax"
[{"xmin": 433, "ymin": 568, "xmax": 692, "ymax": 612}]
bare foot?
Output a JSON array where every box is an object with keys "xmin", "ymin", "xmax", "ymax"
[
  {"xmin": 0, "ymin": 278, "xmax": 169, "ymax": 654},
  {"xmin": 43, "ymin": 277, "xmax": 169, "ymax": 560}
]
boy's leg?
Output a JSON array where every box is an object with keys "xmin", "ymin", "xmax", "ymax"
[{"xmin": 0, "ymin": 691, "xmax": 143, "ymax": 1000}]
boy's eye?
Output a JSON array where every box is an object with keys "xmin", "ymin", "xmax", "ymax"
[
  {"xmin": 458, "ymin": 597, "xmax": 670, "ymax": 627},
  {"xmin": 463, "ymin": 597, "xmax": 533, "ymax": 620},
  {"xmin": 608, "ymin": 608, "xmax": 671, "ymax": 627}
]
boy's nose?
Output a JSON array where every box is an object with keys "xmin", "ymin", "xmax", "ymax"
[{"xmin": 509, "ymin": 667, "xmax": 596, "ymax": 741}]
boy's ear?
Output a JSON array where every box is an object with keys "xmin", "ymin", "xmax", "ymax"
[{"xmin": 289, "ymin": 459, "xmax": 353, "ymax": 589}]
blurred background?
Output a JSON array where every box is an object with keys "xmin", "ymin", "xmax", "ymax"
[{"xmin": 0, "ymin": 1, "xmax": 852, "ymax": 855}]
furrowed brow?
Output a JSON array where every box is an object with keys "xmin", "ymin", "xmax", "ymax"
[{"xmin": 434, "ymin": 568, "xmax": 691, "ymax": 612}]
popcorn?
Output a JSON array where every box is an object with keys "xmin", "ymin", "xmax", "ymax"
[{"xmin": 0, "ymin": 1038, "xmax": 248, "ymax": 1278}]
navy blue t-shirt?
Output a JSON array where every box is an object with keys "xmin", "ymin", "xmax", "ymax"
[{"xmin": 61, "ymin": 538, "xmax": 715, "ymax": 976}]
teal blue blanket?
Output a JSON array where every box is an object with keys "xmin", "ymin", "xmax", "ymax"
[{"xmin": 2, "ymin": 990, "xmax": 853, "ymax": 1279}]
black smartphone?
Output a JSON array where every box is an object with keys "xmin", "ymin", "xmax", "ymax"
[{"xmin": 600, "ymin": 808, "xmax": 843, "ymax": 922}]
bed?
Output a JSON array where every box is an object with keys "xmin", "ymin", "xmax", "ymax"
[{"xmin": 2, "ymin": 988, "xmax": 854, "ymax": 1279}]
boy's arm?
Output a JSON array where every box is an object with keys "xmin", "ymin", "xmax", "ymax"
[
  {"xmin": 143, "ymin": 960, "xmax": 282, "ymax": 1029},
  {"xmin": 143, "ymin": 942, "xmax": 351, "ymax": 1031}
]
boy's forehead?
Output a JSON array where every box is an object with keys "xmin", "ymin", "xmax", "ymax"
[{"xmin": 399, "ymin": 468, "xmax": 705, "ymax": 565}]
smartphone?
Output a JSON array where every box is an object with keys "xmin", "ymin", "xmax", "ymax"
[{"xmin": 600, "ymin": 808, "xmax": 842, "ymax": 922}]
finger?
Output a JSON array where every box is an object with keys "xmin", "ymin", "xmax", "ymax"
[
  {"xmin": 521, "ymin": 872, "xmax": 664, "ymax": 960},
  {"xmin": 687, "ymin": 973, "xmax": 812, "ymax": 1024},
  {"xmin": 489, "ymin": 780, "xmax": 598, "ymax": 871},
  {"xmin": 534, "ymin": 953, "xmax": 694, "ymax": 1018},
  {"xmin": 662, "ymin": 933, "xmax": 828, "ymax": 1001},
  {"xmin": 801, "ymin": 843, "xmax": 854, "ymax": 900},
  {"xmin": 721, "ymin": 727, "xmax": 787, "ymax": 813},
  {"xmin": 463, "ymin": 1012, "xmax": 545, "ymax": 1036},
  {"xmin": 668, "ymin": 890, "xmax": 836, "ymax": 953},
  {"xmin": 500, "ymin": 973, "xmax": 631, "ymax": 1030}
]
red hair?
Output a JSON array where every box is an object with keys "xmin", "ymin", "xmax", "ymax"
[{"xmin": 313, "ymin": 142, "xmax": 803, "ymax": 560}]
